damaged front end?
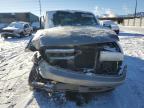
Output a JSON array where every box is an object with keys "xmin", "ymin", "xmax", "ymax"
[{"xmin": 26, "ymin": 26, "xmax": 127, "ymax": 92}]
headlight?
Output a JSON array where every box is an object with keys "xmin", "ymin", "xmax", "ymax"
[
  {"xmin": 102, "ymin": 42, "xmax": 121, "ymax": 52},
  {"xmin": 99, "ymin": 42, "xmax": 123, "ymax": 62},
  {"xmin": 99, "ymin": 51, "xmax": 124, "ymax": 62},
  {"xmin": 45, "ymin": 48, "xmax": 75, "ymax": 60}
]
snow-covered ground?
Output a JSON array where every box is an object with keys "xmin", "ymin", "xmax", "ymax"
[
  {"xmin": 119, "ymin": 25, "xmax": 144, "ymax": 34},
  {"xmin": 0, "ymin": 30, "xmax": 144, "ymax": 108}
]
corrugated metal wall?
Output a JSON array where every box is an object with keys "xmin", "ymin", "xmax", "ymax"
[
  {"xmin": 0, "ymin": 13, "xmax": 39, "ymax": 24},
  {"xmin": 123, "ymin": 17, "xmax": 144, "ymax": 27}
]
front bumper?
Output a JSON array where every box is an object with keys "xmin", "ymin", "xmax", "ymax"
[
  {"xmin": 1, "ymin": 32, "xmax": 20, "ymax": 37},
  {"xmin": 38, "ymin": 60, "xmax": 126, "ymax": 90}
]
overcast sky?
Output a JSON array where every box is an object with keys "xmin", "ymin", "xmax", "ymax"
[{"xmin": 0, "ymin": 0, "xmax": 143, "ymax": 16}]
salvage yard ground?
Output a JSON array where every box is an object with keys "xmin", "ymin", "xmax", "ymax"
[{"xmin": 0, "ymin": 29, "xmax": 144, "ymax": 108}]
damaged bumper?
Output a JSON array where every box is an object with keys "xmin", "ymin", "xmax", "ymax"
[
  {"xmin": 1, "ymin": 32, "xmax": 20, "ymax": 37},
  {"xmin": 38, "ymin": 59, "xmax": 127, "ymax": 92}
]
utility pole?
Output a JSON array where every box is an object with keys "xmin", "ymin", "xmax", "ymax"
[
  {"xmin": 133, "ymin": 0, "xmax": 137, "ymax": 26},
  {"xmin": 39, "ymin": 0, "xmax": 42, "ymax": 28}
]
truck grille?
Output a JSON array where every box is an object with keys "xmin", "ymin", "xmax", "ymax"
[
  {"xmin": 74, "ymin": 45, "xmax": 98, "ymax": 69},
  {"xmin": 2, "ymin": 30, "xmax": 14, "ymax": 33},
  {"xmin": 45, "ymin": 42, "xmax": 122, "ymax": 75}
]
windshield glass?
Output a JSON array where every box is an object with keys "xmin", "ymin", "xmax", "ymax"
[
  {"xmin": 52, "ymin": 11, "xmax": 99, "ymax": 26},
  {"xmin": 8, "ymin": 22, "xmax": 24, "ymax": 28},
  {"xmin": 103, "ymin": 20, "xmax": 117, "ymax": 25}
]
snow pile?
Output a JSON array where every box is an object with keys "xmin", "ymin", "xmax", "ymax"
[
  {"xmin": 0, "ymin": 37, "xmax": 34, "ymax": 108},
  {"xmin": 0, "ymin": 32, "xmax": 144, "ymax": 108}
]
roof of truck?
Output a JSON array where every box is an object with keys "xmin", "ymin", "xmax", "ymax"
[{"xmin": 46, "ymin": 10, "xmax": 94, "ymax": 14}]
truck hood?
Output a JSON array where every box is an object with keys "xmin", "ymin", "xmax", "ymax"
[
  {"xmin": 31, "ymin": 26, "xmax": 118, "ymax": 50},
  {"xmin": 2, "ymin": 27, "xmax": 20, "ymax": 31}
]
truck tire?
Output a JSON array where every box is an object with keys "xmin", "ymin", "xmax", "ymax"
[
  {"xmin": 28, "ymin": 64, "xmax": 43, "ymax": 90},
  {"xmin": 19, "ymin": 32, "xmax": 25, "ymax": 38},
  {"xmin": 29, "ymin": 30, "xmax": 32, "ymax": 36},
  {"xmin": 4, "ymin": 36, "xmax": 8, "ymax": 39}
]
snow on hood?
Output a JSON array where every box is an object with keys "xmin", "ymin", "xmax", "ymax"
[
  {"xmin": 31, "ymin": 26, "xmax": 118, "ymax": 50},
  {"xmin": 3, "ymin": 22, "xmax": 25, "ymax": 31},
  {"xmin": 3, "ymin": 26, "xmax": 21, "ymax": 31}
]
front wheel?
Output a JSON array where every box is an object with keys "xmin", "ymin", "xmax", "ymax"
[
  {"xmin": 4, "ymin": 36, "xmax": 8, "ymax": 39},
  {"xmin": 19, "ymin": 32, "xmax": 25, "ymax": 38},
  {"xmin": 29, "ymin": 30, "xmax": 32, "ymax": 36},
  {"xmin": 28, "ymin": 64, "xmax": 44, "ymax": 90},
  {"xmin": 115, "ymin": 30, "xmax": 119, "ymax": 34}
]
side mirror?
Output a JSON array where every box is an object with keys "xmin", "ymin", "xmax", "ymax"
[
  {"xmin": 25, "ymin": 38, "xmax": 37, "ymax": 52},
  {"xmin": 24, "ymin": 25, "xmax": 26, "ymax": 28},
  {"xmin": 25, "ymin": 43, "xmax": 37, "ymax": 52},
  {"xmin": 24, "ymin": 25, "xmax": 28, "ymax": 29}
]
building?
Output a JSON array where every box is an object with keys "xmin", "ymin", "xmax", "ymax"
[
  {"xmin": 99, "ymin": 17, "xmax": 124, "ymax": 25},
  {"xmin": 99, "ymin": 12, "xmax": 144, "ymax": 27},
  {"xmin": 121, "ymin": 12, "xmax": 144, "ymax": 26},
  {"xmin": 0, "ymin": 12, "xmax": 39, "ymax": 24}
]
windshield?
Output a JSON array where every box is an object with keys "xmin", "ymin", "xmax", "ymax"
[
  {"xmin": 8, "ymin": 22, "xmax": 24, "ymax": 28},
  {"xmin": 52, "ymin": 11, "xmax": 99, "ymax": 26},
  {"xmin": 103, "ymin": 21, "xmax": 117, "ymax": 25}
]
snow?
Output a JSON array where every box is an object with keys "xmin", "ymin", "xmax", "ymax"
[
  {"xmin": 119, "ymin": 25, "xmax": 144, "ymax": 34},
  {"xmin": 2, "ymin": 27, "xmax": 20, "ymax": 31},
  {"xmin": 0, "ymin": 29, "xmax": 144, "ymax": 108}
]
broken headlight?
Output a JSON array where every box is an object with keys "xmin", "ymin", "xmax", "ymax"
[{"xmin": 45, "ymin": 48, "xmax": 75, "ymax": 60}]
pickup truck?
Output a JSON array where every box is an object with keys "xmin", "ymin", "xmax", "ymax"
[
  {"xmin": 1, "ymin": 21, "xmax": 33, "ymax": 39},
  {"xmin": 26, "ymin": 10, "xmax": 126, "ymax": 92}
]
